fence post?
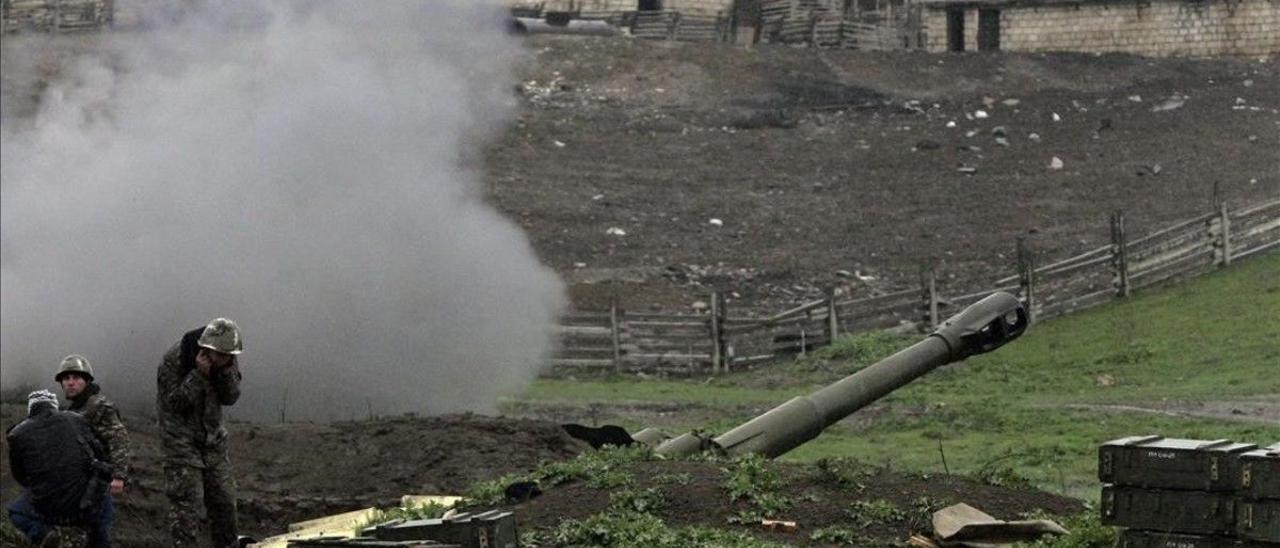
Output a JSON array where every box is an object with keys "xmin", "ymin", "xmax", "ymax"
[
  {"xmin": 809, "ymin": 12, "xmax": 819, "ymax": 47},
  {"xmin": 1110, "ymin": 210, "xmax": 1130, "ymax": 297},
  {"xmin": 709, "ymin": 290, "xmax": 724, "ymax": 374},
  {"xmin": 1016, "ymin": 238, "xmax": 1036, "ymax": 322},
  {"xmin": 827, "ymin": 286, "xmax": 840, "ymax": 343},
  {"xmin": 609, "ymin": 288, "xmax": 623, "ymax": 374},
  {"xmin": 920, "ymin": 267, "xmax": 938, "ymax": 330},
  {"xmin": 1217, "ymin": 201, "xmax": 1232, "ymax": 266},
  {"xmin": 669, "ymin": 11, "xmax": 682, "ymax": 40}
]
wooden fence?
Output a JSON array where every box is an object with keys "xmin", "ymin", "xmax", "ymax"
[{"xmin": 549, "ymin": 197, "xmax": 1280, "ymax": 376}]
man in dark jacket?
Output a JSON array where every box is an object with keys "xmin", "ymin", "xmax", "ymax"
[
  {"xmin": 156, "ymin": 317, "xmax": 243, "ymax": 548},
  {"xmin": 6, "ymin": 390, "xmax": 113, "ymax": 548},
  {"xmin": 57, "ymin": 354, "xmax": 133, "ymax": 495}
]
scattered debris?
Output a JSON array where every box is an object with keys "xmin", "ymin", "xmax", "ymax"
[
  {"xmin": 1049, "ymin": 157, "xmax": 1065, "ymax": 170},
  {"xmin": 933, "ymin": 503, "xmax": 1069, "ymax": 546},
  {"xmin": 761, "ymin": 519, "xmax": 797, "ymax": 533},
  {"xmin": 708, "ymin": 218, "xmax": 724, "ymax": 227},
  {"xmin": 1096, "ymin": 374, "xmax": 1116, "ymax": 387},
  {"xmin": 1243, "ymin": 79, "xmax": 1254, "ymax": 87},
  {"xmin": 974, "ymin": 110, "xmax": 990, "ymax": 119},
  {"xmin": 1151, "ymin": 95, "xmax": 1186, "ymax": 112},
  {"xmin": 605, "ymin": 227, "xmax": 627, "ymax": 236},
  {"xmin": 835, "ymin": 269, "xmax": 854, "ymax": 278},
  {"xmin": 1051, "ymin": 112, "xmax": 1062, "ymax": 122},
  {"xmin": 1028, "ymin": 132, "xmax": 1042, "ymax": 143},
  {"xmin": 991, "ymin": 126, "xmax": 1008, "ymax": 138},
  {"xmin": 1002, "ymin": 98, "xmax": 1021, "ymax": 107},
  {"xmin": 946, "ymin": 120, "xmax": 957, "ymax": 128},
  {"xmin": 1136, "ymin": 164, "xmax": 1163, "ymax": 176},
  {"xmin": 957, "ymin": 165, "xmax": 978, "ymax": 175},
  {"xmin": 995, "ymin": 137, "xmax": 1010, "ymax": 147},
  {"xmin": 553, "ymin": 140, "xmax": 567, "ymax": 148},
  {"xmin": 1128, "ymin": 95, "xmax": 1143, "ymax": 102}
]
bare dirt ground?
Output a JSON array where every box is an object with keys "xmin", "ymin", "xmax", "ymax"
[
  {"xmin": 489, "ymin": 37, "xmax": 1280, "ymax": 312},
  {"xmin": 0, "ymin": 405, "xmax": 1082, "ymax": 546},
  {"xmin": 1065, "ymin": 395, "xmax": 1280, "ymax": 425}
]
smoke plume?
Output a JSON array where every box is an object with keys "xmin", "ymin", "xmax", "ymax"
[{"xmin": 0, "ymin": 1, "xmax": 565, "ymax": 420}]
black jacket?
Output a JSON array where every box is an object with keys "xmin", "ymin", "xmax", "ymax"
[{"xmin": 6, "ymin": 404, "xmax": 110, "ymax": 522}]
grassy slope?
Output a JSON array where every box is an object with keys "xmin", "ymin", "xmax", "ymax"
[{"xmin": 513, "ymin": 253, "xmax": 1280, "ymax": 500}]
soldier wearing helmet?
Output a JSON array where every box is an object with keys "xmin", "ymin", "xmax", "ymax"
[
  {"xmin": 156, "ymin": 317, "xmax": 244, "ymax": 548},
  {"xmin": 57, "ymin": 354, "xmax": 133, "ymax": 498}
]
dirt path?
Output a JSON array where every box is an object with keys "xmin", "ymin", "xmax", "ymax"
[{"xmin": 1064, "ymin": 395, "xmax": 1280, "ymax": 425}]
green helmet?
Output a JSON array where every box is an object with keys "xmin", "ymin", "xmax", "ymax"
[
  {"xmin": 198, "ymin": 317, "xmax": 243, "ymax": 355},
  {"xmin": 55, "ymin": 354, "xmax": 95, "ymax": 382}
]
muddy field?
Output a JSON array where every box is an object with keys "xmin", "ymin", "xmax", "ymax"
[
  {"xmin": 490, "ymin": 37, "xmax": 1280, "ymax": 312},
  {"xmin": 0, "ymin": 405, "xmax": 1082, "ymax": 545}
]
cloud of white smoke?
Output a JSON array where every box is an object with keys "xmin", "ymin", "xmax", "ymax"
[{"xmin": 0, "ymin": 1, "xmax": 565, "ymax": 420}]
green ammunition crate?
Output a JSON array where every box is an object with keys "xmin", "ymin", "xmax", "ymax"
[
  {"xmin": 368, "ymin": 510, "xmax": 518, "ymax": 548},
  {"xmin": 1101, "ymin": 486, "xmax": 1235, "ymax": 535},
  {"xmin": 1118, "ymin": 530, "xmax": 1232, "ymax": 548},
  {"xmin": 1239, "ymin": 443, "xmax": 1280, "ymax": 500},
  {"xmin": 1100, "ymin": 436, "xmax": 1257, "ymax": 491},
  {"xmin": 1235, "ymin": 499, "xmax": 1280, "ymax": 543}
]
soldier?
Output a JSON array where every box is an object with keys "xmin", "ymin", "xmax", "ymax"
[
  {"xmin": 7, "ymin": 390, "xmax": 114, "ymax": 548},
  {"xmin": 56, "ymin": 354, "xmax": 133, "ymax": 498},
  {"xmin": 156, "ymin": 317, "xmax": 243, "ymax": 548}
]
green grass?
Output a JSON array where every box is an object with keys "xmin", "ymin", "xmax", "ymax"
[{"xmin": 513, "ymin": 253, "xmax": 1280, "ymax": 500}]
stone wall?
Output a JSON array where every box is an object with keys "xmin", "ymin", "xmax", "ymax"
[{"xmin": 923, "ymin": 0, "xmax": 1280, "ymax": 57}]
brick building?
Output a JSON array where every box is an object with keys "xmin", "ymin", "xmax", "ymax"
[{"xmin": 919, "ymin": 0, "xmax": 1280, "ymax": 57}]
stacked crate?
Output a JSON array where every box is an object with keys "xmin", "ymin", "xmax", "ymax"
[{"xmin": 1099, "ymin": 436, "xmax": 1280, "ymax": 547}]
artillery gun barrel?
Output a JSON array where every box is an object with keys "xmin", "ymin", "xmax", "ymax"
[{"xmin": 653, "ymin": 291, "xmax": 1028, "ymax": 458}]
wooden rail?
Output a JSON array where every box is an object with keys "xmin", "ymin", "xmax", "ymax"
[{"xmin": 549, "ymin": 198, "xmax": 1278, "ymax": 376}]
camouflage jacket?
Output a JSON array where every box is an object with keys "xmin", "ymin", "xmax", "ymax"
[
  {"xmin": 156, "ymin": 327, "xmax": 242, "ymax": 467},
  {"xmin": 66, "ymin": 383, "xmax": 133, "ymax": 482}
]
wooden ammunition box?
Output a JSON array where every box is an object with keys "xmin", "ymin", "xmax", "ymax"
[
  {"xmin": 1239, "ymin": 443, "xmax": 1280, "ymax": 500},
  {"xmin": 1235, "ymin": 498, "xmax": 1280, "ymax": 543},
  {"xmin": 1100, "ymin": 436, "xmax": 1257, "ymax": 491},
  {"xmin": 1101, "ymin": 486, "xmax": 1235, "ymax": 535},
  {"xmin": 369, "ymin": 510, "xmax": 518, "ymax": 548}
]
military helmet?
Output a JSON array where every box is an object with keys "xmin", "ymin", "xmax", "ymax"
[
  {"xmin": 55, "ymin": 354, "xmax": 95, "ymax": 382},
  {"xmin": 197, "ymin": 317, "xmax": 243, "ymax": 355}
]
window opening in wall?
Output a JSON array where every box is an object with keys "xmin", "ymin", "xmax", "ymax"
[
  {"xmin": 946, "ymin": 9, "xmax": 965, "ymax": 51},
  {"xmin": 638, "ymin": 0, "xmax": 663, "ymax": 10},
  {"xmin": 977, "ymin": 8, "xmax": 1000, "ymax": 51}
]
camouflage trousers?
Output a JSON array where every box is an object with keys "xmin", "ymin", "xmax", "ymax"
[{"xmin": 164, "ymin": 457, "xmax": 238, "ymax": 548}]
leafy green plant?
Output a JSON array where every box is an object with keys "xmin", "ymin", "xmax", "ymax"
[
  {"xmin": 1022, "ymin": 510, "xmax": 1117, "ymax": 548},
  {"xmin": 353, "ymin": 500, "xmax": 453, "ymax": 533},
  {"xmin": 553, "ymin": 510, "xmax": 786, "ymax": 548},
  {"xmin": 810, "ymin": 526, "xmax": 872, "ymax": 545},
  {"xmin": 721, "ymin": 453, "xmax": 782, "ymax": 501},
  {"xmin": 847, "ymin": 499, "xmax": 905, "ymax": 528},
  {"xmin": 608, "ymin": 486, "xmax": 666, "ymax": 514}
]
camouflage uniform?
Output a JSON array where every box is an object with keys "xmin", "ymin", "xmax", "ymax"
[
  {"xmin": 157, "ymin": 326, "xmax": 242, "ymax": 548},
  {"xmin": 66, "ymin": 383, "xmax": 133, "ymax": 484}
]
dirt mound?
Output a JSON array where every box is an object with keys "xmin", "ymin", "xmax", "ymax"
[
  {"xmin": 497, "ymin": 457, "xmax": 1084, "ymax": 546},
  {"xmin": 0, "ymin": 404, "xmax": 587, "ymax": 545},
  {"xmin": 1, "ymin": 403, "xmax": 1083, "ymax": 545}
]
